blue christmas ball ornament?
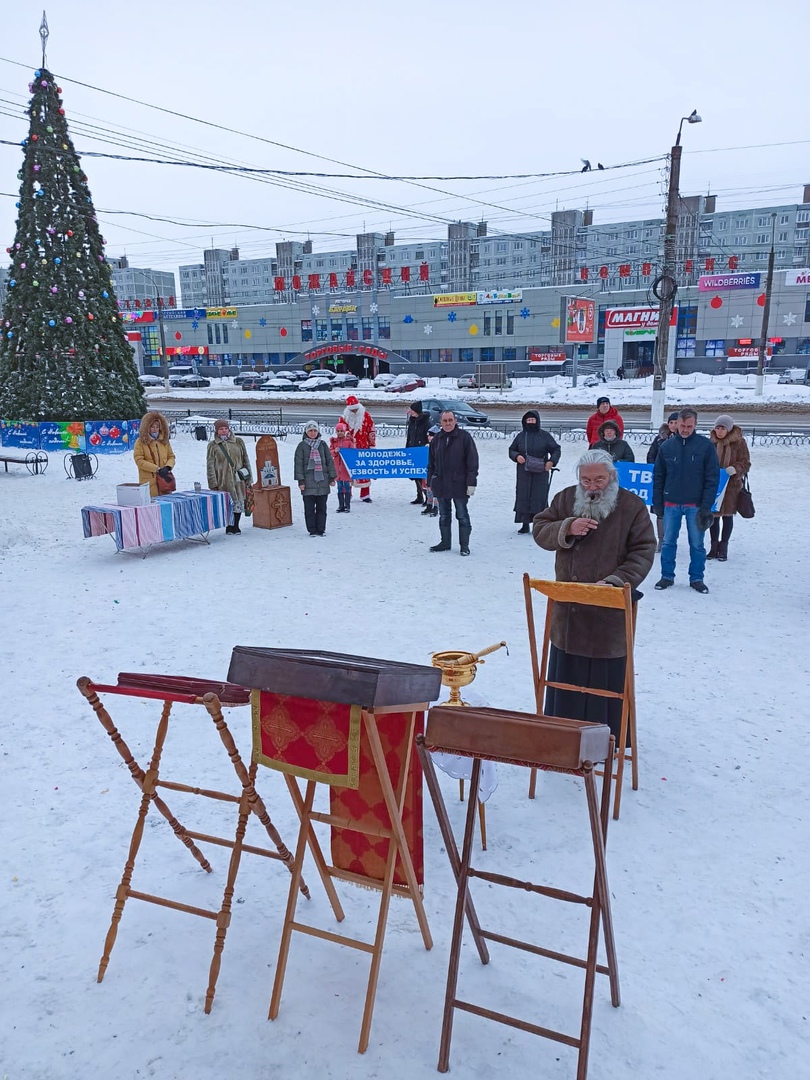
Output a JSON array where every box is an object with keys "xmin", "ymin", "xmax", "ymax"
[
  {"xmin": 15, "ymin": 201, "xmax": 20, "ymax": 208},
  {"xmin": 7, "ymin": 331, "xmax": 13, "ymax": 338},
  {"xmin": 9, "ymin": 280, "xmax": 15, "ymax": 287},
  {"xmin": 54, "ymin": 257, "xmax": 61, "ymax": 265},
  {"xmin": 48, "ymin": 319, "xmax": 55, "ymax": 327},
  {"xmin": 102, "ymin": 290, "xmax": 109, "ymax": 298}
]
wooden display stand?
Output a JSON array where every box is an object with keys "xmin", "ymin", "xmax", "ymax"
[
  {"xmin": 251, "ymin": 435, "xmax": 292, "ymax": 529},
  {"xmin": 523, "ymin": 575, "xmax": 638, "ymax": 820},
  {"xmin": 418, "ymin": 705, "xmax": 620, "ymax": 1079},
  {"xmin": 228, "ymin": 647, "xmax": 442, "ymax": 1053},
  {"xmin": 76, "ymin": 672, "xmax": 340, "ymax": 1012}
]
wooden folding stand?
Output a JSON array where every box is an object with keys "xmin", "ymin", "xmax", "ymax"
[
  {"xmin": 417, "ymin": 705, "xmax": 620, "ymax": 1080},
  {"xmin": 76, "ymin": 673, "xmax": 339, "ymax": 1012},
  {"xmin": 227, "ymin": 647, "xmax": 442, "ymax": 1053},
  {"xmin": 523, "ymin": 575, "xmax": 639, "ymax": 819}
]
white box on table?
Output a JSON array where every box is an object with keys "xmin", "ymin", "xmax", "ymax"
[{"xmin": 117, "ymin": 483, "xmax": 152, "ymax": 506}]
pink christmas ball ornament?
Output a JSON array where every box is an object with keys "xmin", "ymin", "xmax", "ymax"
[{"xmin": 65, "ymin": 317, "xmax": 73, "ymax": 324}]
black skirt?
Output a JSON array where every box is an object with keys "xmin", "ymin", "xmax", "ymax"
[{"xmin": 544, "ymin": 644, "xmax": 626, "ymax": 743}]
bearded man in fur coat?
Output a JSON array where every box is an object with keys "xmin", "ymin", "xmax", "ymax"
[
  {"xmin": 532, "ymin": 449, "xmax": 656, "ymax": 741},
  {"xmin": 342, "ymin": 395, "xmax": 376, "ymax": 502}
]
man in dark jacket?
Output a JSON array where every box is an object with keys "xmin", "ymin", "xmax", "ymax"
[
  {"xmin": 533, "ymin": 449, "xmax": 655, "ymax": 739},
  {"xmin": 405, "ymin": 401, "xmax": 431, "ymax": 504},
  {"xmin": 428, "ymin": 410, "xmax": 479, "ymax": 556},
  {"xmin": 652, "ymin": 407, "xmax": 720, "ymax": 594}
]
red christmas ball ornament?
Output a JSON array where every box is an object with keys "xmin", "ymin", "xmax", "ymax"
[
  {"xmin": 59, "ymin": 109, "xmax": 65, "ymax": 116},
  {"xmin": 757, "ymin": 293, "xmax": 766, "ymax": 307},
  {"xmin": 280, "ymin": 327, "xmax": 288, "ymax": 337},
  {"xmin": 31, "ymin": 134, "xmax": 38, "ymax": 141},
  {"xmin": 710, "ymin": 296, "xmax": 723, "ymax": 309},
  {"xmin": 87, "ymin": 313, "xmax": 94, "ymax": 321},
  {"xmin": 174, "ymin": 331, "xmax": 182, "ymax": 340},
  {"xmin": 57, "ymin": 87, "xmax": 62, "ymax": 93},
  {"xmin": 67, "ymin": 230, "xmax": 73, "ymax": 237}
]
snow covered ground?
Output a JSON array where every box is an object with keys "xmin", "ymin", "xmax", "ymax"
[
  {"xmin": 147, "ymin": 370, "xmax": 810, "ymax": 411},
  {"xmin": 1, "ymin": 431, "xmax": 807, "ymax": 1080}
]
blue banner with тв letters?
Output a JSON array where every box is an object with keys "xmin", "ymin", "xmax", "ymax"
[
  {"xmin": 339, "ymin": 446, "xmax": 429, "ymax": 479},
  {"xmin": 615, "ymin": 461, "xmax": 729, "ymax": 513}
]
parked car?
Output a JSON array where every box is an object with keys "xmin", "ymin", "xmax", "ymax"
[
  {"xmin": 173, "ymin": 374, "xmax": 211, "ymax": 388},
  {"xmin": 384, "ymin": 374, "xmax": 427, "ymax": 393},
  {"xmin": 138, "ymin": 374, "xmax": 163, "ymax": 387},
  {"xmin": 261, "ymin": 378, "xmax": 299, "ymax": 392},
  {"xmin": 299, "ymin": 375, "xmax": 334, "ymax": 392},
  {"xmin": 331, "ymin": 372, "xmax": 360, "ymax": 389},
  {"xmin": 420, "ymin": 398, "xmax": 490, "ymax": 427},
  {"xmin": 240, "ymin": 374, "xmax": 266, "ymax": 391},
  {"xmin": 234, "ymin": 370, "xmax": 264, "ymax": 386},
  {"xmin": 456, "ymin": 374, "xmax": 478, "ymax": 389},
  {"xmin": 281, "ymin": 370, "xmax": 311, "ymax": 382},
  {"xmin": 373, "ymin": 372, "xmax": 396, "ymax": 388}
]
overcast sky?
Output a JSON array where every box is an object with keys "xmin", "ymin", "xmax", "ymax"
[{"xmin": 2, "ymin": 0, "xmax": 808, "ymax": 281}]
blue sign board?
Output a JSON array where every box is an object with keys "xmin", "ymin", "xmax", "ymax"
[
  {"xmin": 615, "ymin": 461, "xmax": 729, "ymax": 512},
  {"xmin": 340, "ymin": 447, "xmax": 429, "ymax": 479},
  {"xmin": 0, "ymin": 420, "xmax": 40, "ymax": 449},
  {"xmin": 160, "ymin": 308, "xmax": 206, "ymax": 320}
]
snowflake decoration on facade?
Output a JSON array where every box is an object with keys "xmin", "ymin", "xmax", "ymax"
[
  {"xmin": 259, "ymin": 317, "xmax": 267, "ymax": 327},
  {"xmin": 191, "ymin": 320, "xmax": 199, "ymax": 331},
  {"xmin": 369, "ymin": 302, "xmax": 379, "ymax": 314},
  {"xmin": 231, "ymin": 320, "xmax": 238, "ymax": 328},
  {"xmin": 730, "ymin": 315, "xmax": 745, "ymax": 329},
  {"xmin": 424, "ymin": 324, "xmax": 433, "ymax": 335},
  {"xmin": 783, "ymin": 311, "xmax": 798, "ymax": 326},
  {"xmin": 311, "ymin": 304, "xmax": 320, "ymax": 316},
  {"xmin": 447, "ymin": 311, "xmax": 457, "ymax": 322},
  {"xmin": 403, "ymin": 314, "xmax": 414, "ymax": 323},
  {"xmin": 519, "ymin": 307, "xmax": 531, "ymax": 319}
]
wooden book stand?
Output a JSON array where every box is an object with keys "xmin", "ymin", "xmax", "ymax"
[
  {"xmin": 523, "ymin": 574, "xmax": 638, "ymax": 819},
  {"xmin": 418, "ymin": 705, "xmax": 620, "ymax": 1079}
]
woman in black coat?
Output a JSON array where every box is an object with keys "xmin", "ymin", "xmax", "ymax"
[{"xmin": 508, "ymin": 410, "xmax": 561, "ymax": 533}]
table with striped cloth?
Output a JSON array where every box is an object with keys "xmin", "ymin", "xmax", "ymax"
[{"xmin": 81, "ymin": 490, "xmax": 233, "ymax": 552}]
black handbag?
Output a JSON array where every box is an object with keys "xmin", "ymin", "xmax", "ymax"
[
  {"xmin": 522, "ymin": 434, "xmax": 547, "ymax": 474},
  {"xmin": 737, "ymin": 475, "xmax": 755, "ymax": 519}
]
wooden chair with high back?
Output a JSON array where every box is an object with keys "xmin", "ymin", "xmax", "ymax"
[{"xmin": 523, "ymin": 574, "xmax": 638, "ymax": 820}]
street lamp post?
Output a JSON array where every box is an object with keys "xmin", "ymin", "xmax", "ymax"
[
  {"xmin": 651, "ymin": 110, "xmax": 702, "ymax": 428},
  {"xmin": 755, "ymin": 213, "xmax": 777, "ymax": 396}
]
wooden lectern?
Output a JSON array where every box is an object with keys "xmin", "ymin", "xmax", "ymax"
[
  {"xmin": 251, "ymin": 435, "xmax": 292, "ymax": 530},
  {"xmin": 228, "ymin": 646, "xmax": 442, "ymax": 1053}
]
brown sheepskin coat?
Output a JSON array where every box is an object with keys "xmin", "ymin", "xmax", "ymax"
[
  {"xmin": 133, "ymin": 411, "xmax": 176, "ymax": 497},
  {"xmin": 533, "ymin": 485, "xmax": 656, "ymax": 658},
  {"xmin": 710, "ymin": 425, "xmax": 751, "ymax": 516}
]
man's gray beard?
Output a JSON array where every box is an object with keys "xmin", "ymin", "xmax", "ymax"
[{"xmin": 572, "ymin": 477, "xmax": 620, "ymax": 521}]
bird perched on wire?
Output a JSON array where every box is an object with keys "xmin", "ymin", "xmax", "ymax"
[
  {"xmin": 580, "ymin": 159, "xmax": 591, "ymax": 172},
  {"xmin": 597, "ymin": 162, "xmax": 605, "ymax": 170}
]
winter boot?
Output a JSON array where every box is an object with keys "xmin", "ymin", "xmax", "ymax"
[
  {"xmin": 227, "ymin": 512, "xmax": 242, "ymax": 535},
  {"xmin": 421, "ymin": 504, "xmax": 433, "ymax": 515},
  {"xmin": 337, "ymin": 491, "xmax": 347, "ymax": 513},
  {"xmin": 345, "ymin": 491, "xmax": 351, "ymax": 513},
  {"xmin": 459, "ymin": 524, "xmax": 471, "ymax": 557},
  {"xmin": 707, "ymin": 540, "xmax": 720, "ymax": 560},
  {"xmin": 430, "ymin": 522, "xmax": 452, "ymax": 552},
  {"xmin": 518, "ymin": 523, "xmax": 530, "ymax": 534},
  {"xmin": 411, "ymin": 488, "xmax": 424, "ymax": 505},
  {"xmin": 655, "ymin": 515, "xmax": 665, "ymax": 554},
  {"xmin": 717, "ymin": 540, "xmax": 729, "ymax": 562}
]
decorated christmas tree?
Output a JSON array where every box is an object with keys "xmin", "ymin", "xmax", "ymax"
[{"xmin": 0, "ymin": 66, "xmax": 146, "ymax": 421}]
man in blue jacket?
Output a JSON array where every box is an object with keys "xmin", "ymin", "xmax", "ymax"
[{"xmin": 652, "ymin": 408, "xmax": 720, "ymax": 594}]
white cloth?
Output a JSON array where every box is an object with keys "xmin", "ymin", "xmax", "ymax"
[{"xmin": 429, "ymin": 685, "xmax": 499, "ymax": 802}]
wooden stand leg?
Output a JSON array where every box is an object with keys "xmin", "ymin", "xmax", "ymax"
[
  {"xmin": 97, "ymin": 698, "xmax": 173, "ymax": 982},
  {"xmin": 416, "ymin": 737, "xmax": 489, "ymax": 964},
  {"xmin": 477, "ymin": 800, "xmax": 487, "ymax": 852},
  {"xmin": 438, "ymin": 758, "xmax": 482, "ymax": 1073},
  {"xmin": 362, "ymin": 710, "xmax": 432, "ymax": 951},
  {"xmin": 269, "ymin": 781, "xmax": 317, "ymax": 1021},
  {"xmin": 585, "ymin": 764, "xmax": 620, "ymax": 1007},
  {"xmin": 528, "ymin": 766, "xmax": 539, "ymax": 799},
  {"xmin": 203, "ymin": 693, "xmax": 309, "ymax": 897},
  {"xmin": 283, "ymin": 775, "xmax": 345, "ymax": 923},
  {"xmin": 204, "ymin": 763, "xmax": 254, "ymax": 1013}
]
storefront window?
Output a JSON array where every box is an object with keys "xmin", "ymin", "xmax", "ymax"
[
  {"xmin": 460, "ymin": 348, "xmax": 474, "ymax": 363},
  {"xmin": 378, "ymin": 317, "xmax": 391, "ymax": 340},
  {"xmin": 480, "ymin": 347, "xmax": 495, "ymax": 362},
  {"xmin": 494, "ymin": 314, "xmax": 503, "ymax": 336},
  {"xmin": 483, "ymin": 315, "xmax": 492, "ymax": 336},
  {"xmin": 362, "ymin": 317, "xmax": 373, "ymax": 340},
  {"xmin": 439, "ymin": 348, "xmax": 453, "ymax": 362},
  {"xmin": 502, "ymin": 347, "xmax": 517, "ymax": 362},
  {"xmin": 330, "ymin": 319, "xmax": 343, "ymax": 341},
  {"xmin": 346, "ymin": 319, "xmax": 359, "ymax": 341},
  {"xmin": 704, "ymin": 339, "xmax": 725, "ymax": 357},
  {"xmin": 316, "ymin": 320, "xmax": 328, "ymax": 341},
  {"xmin": 301, "ymin": 319, "xmax": 313, "ymax": 342},
  {"xmin": 418, "ymin": 349, "xmax": 432, "ymax": 362}
]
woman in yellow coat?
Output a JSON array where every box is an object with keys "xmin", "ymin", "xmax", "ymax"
[{"xmin": 133, "ymin": 411, "xmax": 176, "ymax": 497}]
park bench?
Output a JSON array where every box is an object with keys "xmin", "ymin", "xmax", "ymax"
[{"xmin": 0, "ymin": 450, "xmax": 49, "ymax": 475}]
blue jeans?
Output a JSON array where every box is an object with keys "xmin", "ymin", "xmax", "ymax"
[
  {"xmin": 438, "ymin": 496, "xmax": 471, "ymax": 530},
  {"xmin": 661, "ymin": 505, "xmax": 706, "ymax": 582}
]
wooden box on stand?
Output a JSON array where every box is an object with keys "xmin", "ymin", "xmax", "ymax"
[{"xmin": 251, "ymin": 435, "xmax": 292, "ymax": 529}]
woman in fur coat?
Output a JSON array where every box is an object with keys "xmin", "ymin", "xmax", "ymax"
[{"xmin": 708, "ymin": 414, "xmax": 751, "ymax": 561}]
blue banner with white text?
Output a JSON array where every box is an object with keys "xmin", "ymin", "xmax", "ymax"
[
  {"xmin": 339, "ymin": 446, "xmax": 429, "ymax": 479},
  {"xmin": 615, "ymin": 461, "xmax": 729, "ymax": 513}
]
